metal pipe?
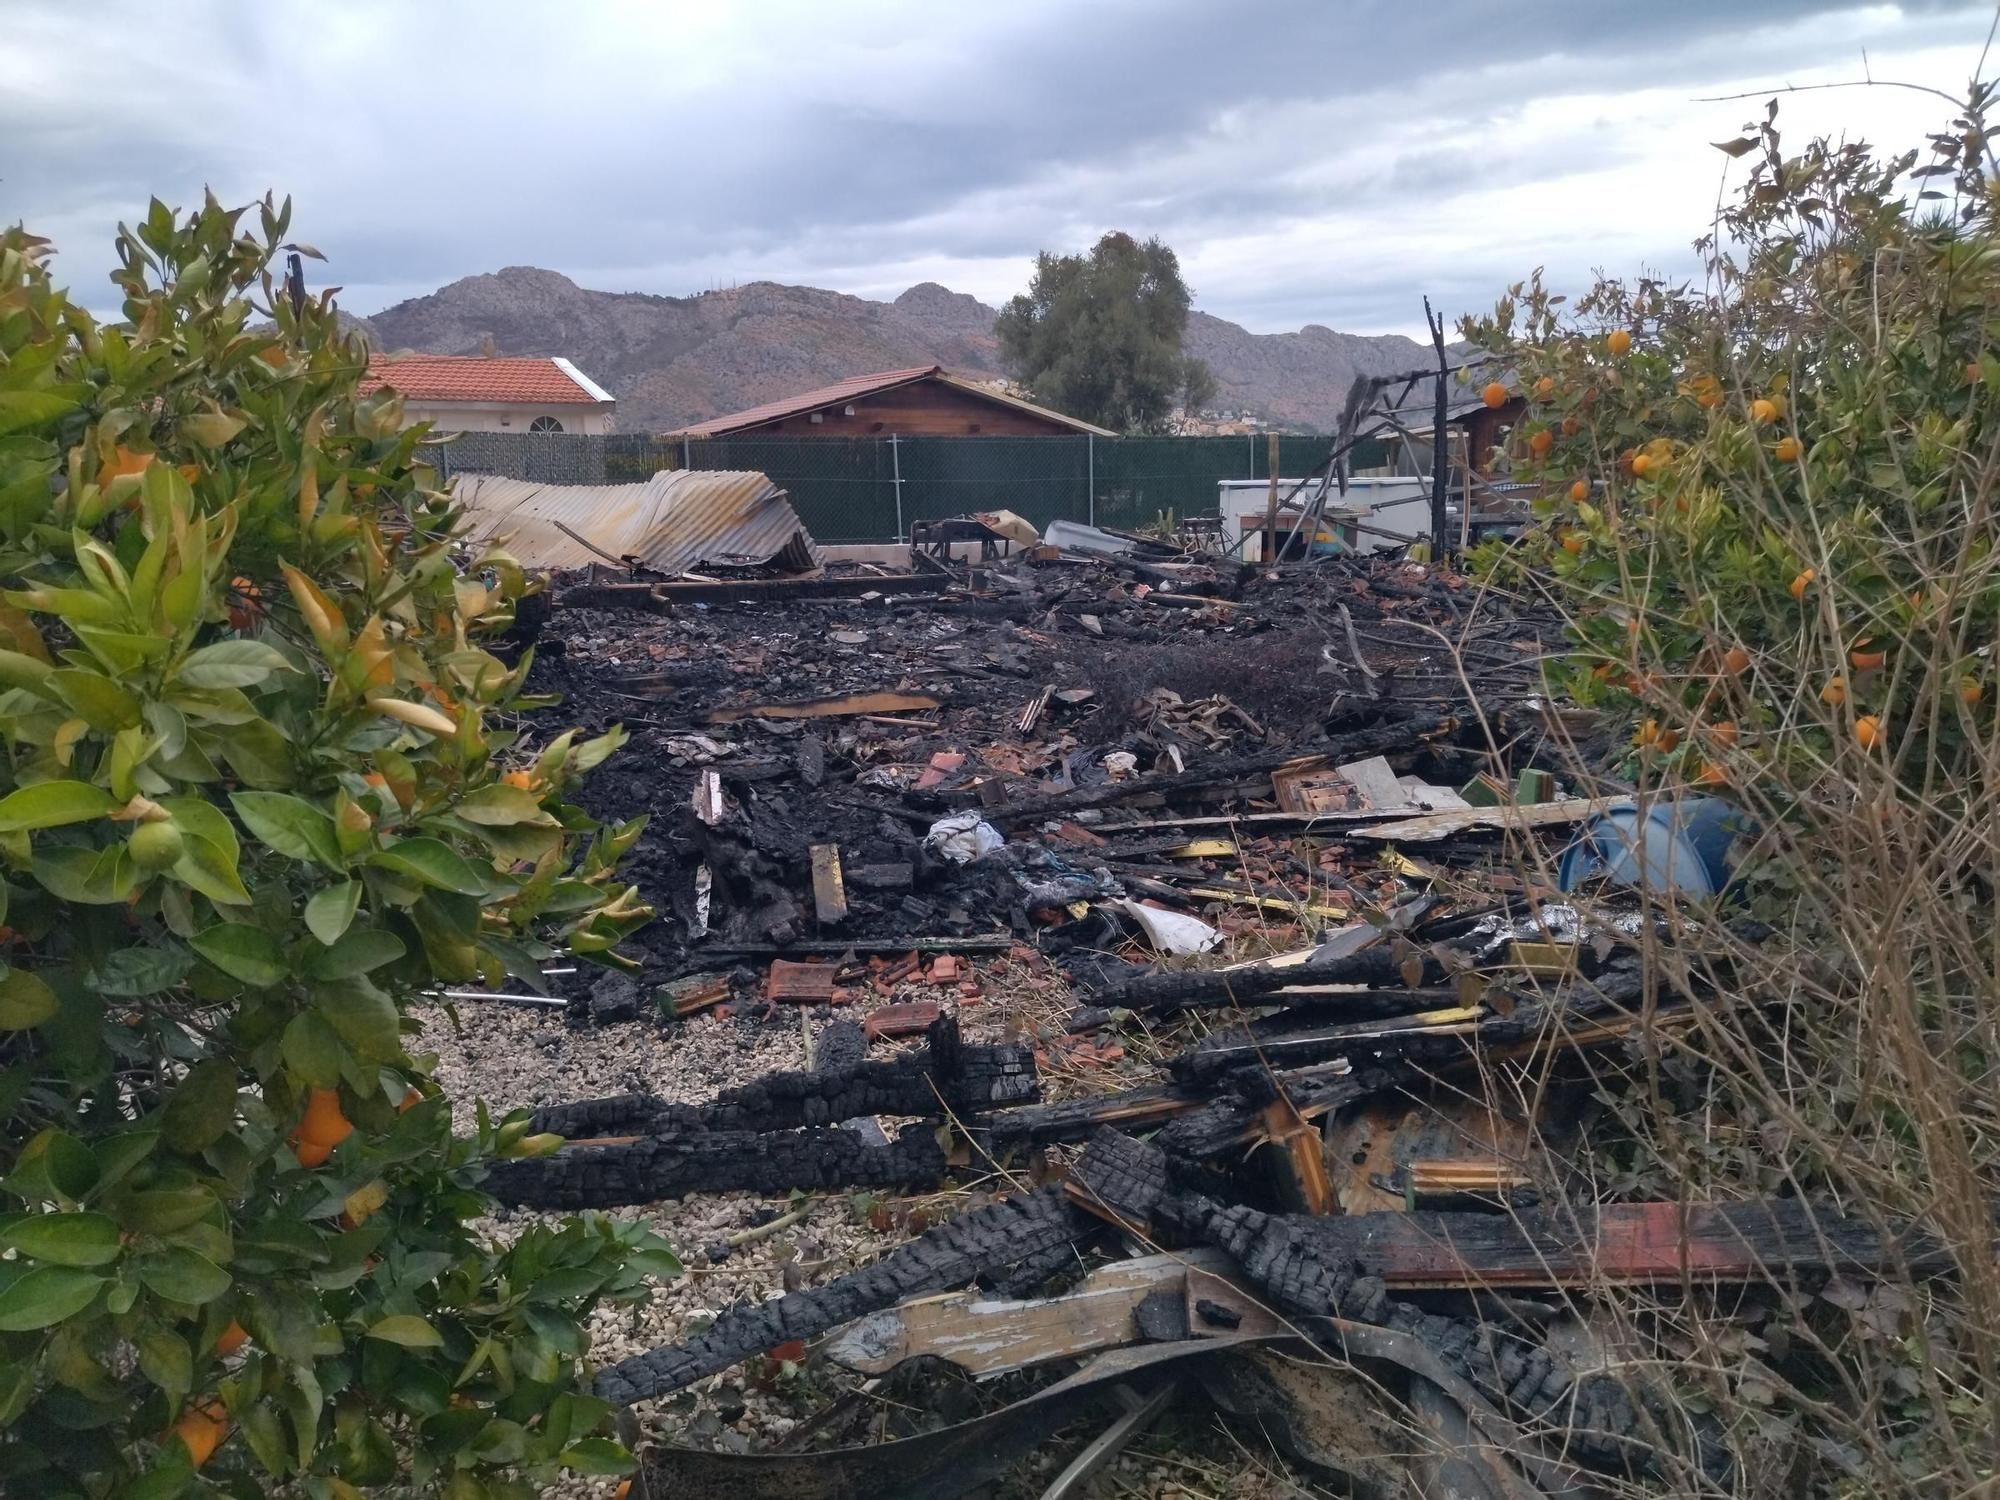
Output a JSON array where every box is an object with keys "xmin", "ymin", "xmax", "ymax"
[
  {"xmin": 422, "ymin": 989, "xmax": 569, "ymax": 1010},
  {"xmin": 890, "ymin": 433, "xmax": 904, "ymax": 540}
]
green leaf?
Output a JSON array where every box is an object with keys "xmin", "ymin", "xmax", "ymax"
[
  {"xmin": 0, "ymin": 390, "xmax": 83, "ymax": 436},
  {"xmin": 316, "ymin": 980, "xmax": 401, "ymax": 1062},
  {"xmin": 217, "ymin": 717, "xmax": 295, "ymax": 789},
  {"xmin": 556, "ymin": 1438, "xmax": 634, "ymax": 1477},
  {"xmin": 137, "ymin": 1327, "xmax": 193, "ymax": 1399},
  {"xmin": 119, "ymin": 1187, "xmax": 218, "ymax": 1236},
  {"xmin": 0, "ymin": 1211, "xmax": 122, "ymax": 1267},
  {"xmin": 190, "ymin": 924, "xmax": 287, "ymax": 987},
  {"xmin": 0, "ymin": 967, "xmax": 58, "ymax": 1029},
  {"xmin": 48, "ymin": 668, "xmax": 142, "ymax": 730},
  {"xmin": 366, "ymin": 1313, "xmax": 443, "ymax": 1348},
  {"xmin": 240, "ymin": 1401, "xmax": 291, "ymax": 1477},
  {"xmin": 280, "ymin": 1011, "xmax": 346, "ymax": 1089},
  {"xmin": 170, "ymin": 828, "xmax": 252, "ymax": 907},
  {"xmin": 369, "ymin": 838, "xmax": 489, "ymax": 895},
  {"xmin": 306, "ymin": 880, "xmax": 362, "ymax": 945},
  {"xmin": 178, "ymin": 639, "xmax": 294, "ymax": 689},
  {"xmin": 0, "ymin": 1266, "xmax": 104, "ymax": 1329},
  {"xmin": 455, "ymin": 784, "xmax": 556, "ymax": 828},
  {"xmin": 95, "ymin": 944, "xmax": 196, "ymax": 997},
  {"xmin": 304, "ymin": 928, "xmax": 405, "ymax": 980},
  {"xmin": 135, "ymin": 1246, "xmax": 231, "ymax": 1304},
  {"xmin": 231, "ymin": 791, "xmax": 341, "ymax": 867},
  {"xmin": 159, "ymin": 796, "xmax": 239, "ymax": 864},
  {"xmin": 159, "ymin": 1060, "xmax": 238, "ymax": 1154},
  {"xmin": 0, "ymin": 778, "xmax": 116, "ymax": 832},
  {"xmin": 182, "ymin": 411, "xmax": 247, "ymax": 447}
]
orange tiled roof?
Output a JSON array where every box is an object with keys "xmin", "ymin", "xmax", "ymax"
[{"xmin": 359, "ymin": 354, "xmax": 610, "ymax": 405}]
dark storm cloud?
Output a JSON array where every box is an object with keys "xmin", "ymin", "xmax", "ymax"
[{"xmin": 3, "ymin": 1, "xmax": 1992, "ymax": 331}]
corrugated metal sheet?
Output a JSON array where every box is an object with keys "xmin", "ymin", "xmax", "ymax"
[{"xmin": 451, "ymin": 470, "xmax": 822, "ymax": 575}]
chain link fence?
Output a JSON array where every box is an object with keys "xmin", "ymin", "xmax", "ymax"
[{"xmin": 436, "ymin": 430, "xmax": 1385, "ymax": 543}]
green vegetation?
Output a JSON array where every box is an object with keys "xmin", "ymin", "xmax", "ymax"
[
  {"xmin": 995, "ymin": 230, "xmax": 1215, "ymax": 434},
  {"xmin": 0, "ymin": 198, "xmax": 670, "ymax": 1496},
  {"xmin": 1466, "ymin": 90, "xmax": 2000, "ymax": 1493}
]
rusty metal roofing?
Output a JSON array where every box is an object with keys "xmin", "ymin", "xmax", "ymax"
[
  {"xmin": 451, "ymin": 470, "xmax": 821, "ymax": 576},
  {"xmin": 663, "ymin": 364, "xmax": 1114, "ymax": 439}
]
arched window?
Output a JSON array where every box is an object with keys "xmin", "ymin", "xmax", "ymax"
[{"xmin": 528, "ymin": 415, "xmax": 565, "ymax": 434}]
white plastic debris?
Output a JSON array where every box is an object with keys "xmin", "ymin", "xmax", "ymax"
[
  {"xmin": 1102, "ymin": 751, "xmax": 1139, "ymax": 779},
  {"xmin": 1114, "ymin": 898, "xmax": 1223, "ymax": 955},
  {"xmin": 925, "ymin": 812, "xmax": 1005, "ymax": 865}
]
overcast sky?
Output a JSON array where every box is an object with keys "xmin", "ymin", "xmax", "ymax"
[{"xmin": 4, "ymin": 2, "xmax": 1995, "ymax": 336}]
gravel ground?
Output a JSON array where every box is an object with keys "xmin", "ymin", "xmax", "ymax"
[{"xmin": 421, "ymin": 953, "xmax": 1288, "ymax": 1500}]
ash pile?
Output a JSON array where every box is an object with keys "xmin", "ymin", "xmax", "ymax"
[{"xmin": 460, "ymin": 521, "xmax": 1925, "ymax": 1500}]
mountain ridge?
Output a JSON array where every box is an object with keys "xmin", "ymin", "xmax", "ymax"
[{"xmin": 347, "ymin": 267, "xmax": 1431, "ymax": 433}]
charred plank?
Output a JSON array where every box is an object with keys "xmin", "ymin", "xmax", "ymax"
[
  {"xmin": 593, "ymin": 1186, "xmax": 1087, "ymax": 1405},
  {"xmin": 484, "ymin": 1123, "xmax": 948, "ymax": 1210}
]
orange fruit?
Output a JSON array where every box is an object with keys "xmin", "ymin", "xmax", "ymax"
[
  {"xmin": 1528, "ymin": 429, "xmax": 1554, "ymax": 457},
  {"xmin": 501, "ymin": 770, "xmax": 536, "ymax": 790},
  {"xmin": 1854, "ymin": 714, "xmax": 1884, "ymax": 750},
  {"xmin": 1560, "ymin": 532, "xmax": 1585, "ymax": 554},
  {"xmin": 1820, "ymin": 677, "xmax": 1847, "ymax": 707},
  {"xmin": 214, "ymin": 1321, "xmax": 249, "ymax": 1357},
  {"xmin": 1606, "ymin": 329, "xmax": 1632, "ymax": 356},
  {"xmin": 1722, "ymin": 645, "xmax": 1751, "ymax": 676},
  {"xmin": 290, "ymin": 1088, "xmax": 353, "ymax": 1168},
  {"xmin": 1750, "ymin": 398, "xmax": 1777, "ymax": 425},
  {"xmin": 170, "ymin": 1402, "xmax": 229, "ymax": 1469},
  {"xmin": 1789, "ymin": 568, "xmax": 1816, "ymax": 602},
  {"xmin": 1695, "ymin": 760, "xmax": 1729, "ymax": 787},
  {"xmin": 1706, "ymin": 720, "xmax": 1739, "ymax": 749},
  {"xmin": 1774, "ymin": 436, "xmax": 1801, "ymax": 463},
  {"xmin": 1849, "ymin": 641, "xmax": 1886, "ymax": 671},
  {"xmin": 1654, "ymin": 727, "xmax": 1681, "ymax": 753},
  {"xmin": 1567, "ymin": 479, "xmax": 1588, "ymax": 502},
  {"xmin": 1630, "ymin": 453, "xmax": 1654, "ymax": 478},
  {"xmin": 400, "ymin": 1086, "xmax": 423, "ymax": 1112},
  {"xmin": 1961, "ymin": 676, "xmax": 1985, "ymax": 706},
  {"xmin": 1533, "ymin": 376, "xmax": 1555, "ymax": 399},
  {"xmin": 1561, "ymin": 415, "xmax": 1581, "ymax": 436},
  {"xmin": 613, "ymin": 1483, "xmax": 633, "ymax": 1500},
  {"xmin": 1480, "ymin": 381, "xmax": 1508, "ymax": 409},
  {"xmin": 1967, "ymin": 362, "xmax": 1984, "ymax": 385}
]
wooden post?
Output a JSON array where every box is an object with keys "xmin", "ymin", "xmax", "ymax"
[{"xmin": 1263, "ymin": 430, "xmax": 1280, "ymax": 563}]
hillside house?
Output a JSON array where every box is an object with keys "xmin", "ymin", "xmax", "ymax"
[
  {"xmin": 663, "ymin": 365, "xmax": 1112, "ymax": 440},
  {"xmin": 360, "ymin": 354, "xmax": 617, "ymax": 435}
]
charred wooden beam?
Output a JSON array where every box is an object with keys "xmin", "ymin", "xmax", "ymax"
[
  {"xmin": 527, "ymin": 1020, "xmax": 1038, "ymax": 1140},
  {"xmin": 973, "ymin": 715, "xmax": 1453, "ymax": 827},
  {"xmin": 1089, "ymin": 947, "xmax": 1433, "ymax": 1014},
  {"xmin": 484, "ymin": 1122, "xmax": 948, "ymax": 1210},
  {"xmin": 592, "ymin": 1186, "xmax": 1088, "ymax": 1405}
]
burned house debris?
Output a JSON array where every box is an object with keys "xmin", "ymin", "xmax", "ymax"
[{"xmin": 432, "ymin": 495, "xmax": 1938, "ymax": 1500}]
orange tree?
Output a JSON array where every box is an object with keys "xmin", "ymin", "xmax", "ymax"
[
  {"xmin": 1464, "ymin": 97, "xmax": 1997, "ymax": 802},
  {"xmin": 1464, "ymin": 96, "xmax": 2000, "ymax": 1491},
  {"xmin": 0, "ymin": 198, "xmax": 670, "ymax": 1498}
]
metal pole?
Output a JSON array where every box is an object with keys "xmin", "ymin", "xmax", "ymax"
[
  {"xmin": 681, "ymin": 438, "xmax": 690, "ymax": 471},
  {"xmin": 1264, "ymin": 430, "xmax": 1280, "ymax": 564},
  {"xmin": 1087, "ymin": 433, "xmax": 1095, "ymax": 526},
  {"xmin": 890, "ymin": 433, "xmax": 904, "ymax": 541},
  {"xmin": 1424, "ymin": 296, "xmax": 1449, "ymax": 562}
]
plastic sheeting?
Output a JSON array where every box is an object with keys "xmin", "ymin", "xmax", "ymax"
[{"xmin": 451, "ymin": 469, "xmax": 821, "ymax": 576}]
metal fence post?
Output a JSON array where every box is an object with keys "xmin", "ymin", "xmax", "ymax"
[
  {"xmin": 1087, "ymin": 434, "xmax": 1095, "ymax": 526},
  {"xmin": 890, "ymin": 434, "xmax": 904, "ymax": 540}
]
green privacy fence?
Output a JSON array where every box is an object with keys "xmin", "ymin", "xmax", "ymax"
[{"xmin": 584, "ymin": 433, "xmax": 1384, "ymax": 543}]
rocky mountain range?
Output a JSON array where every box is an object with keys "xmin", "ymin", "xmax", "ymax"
[{"xmin": 347, "ymin": 267, "xmax": 1431, "ymax": 433}]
